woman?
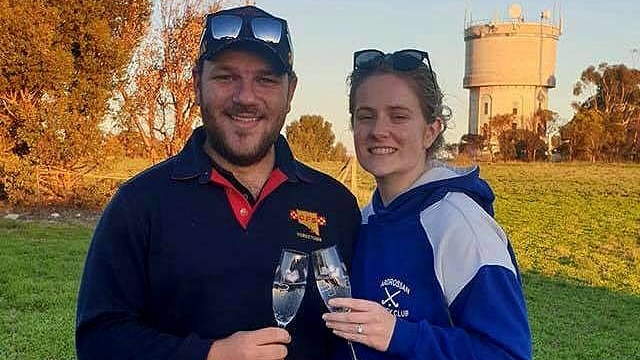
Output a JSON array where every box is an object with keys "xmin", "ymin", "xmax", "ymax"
[{"xmin": 323, "ymin": 49, "xmax": 531, "ymax": 360}]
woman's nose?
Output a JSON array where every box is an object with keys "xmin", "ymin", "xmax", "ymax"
[{"xmin": 369, "ymin": 117, "xmax": 391, "ymax": 137}]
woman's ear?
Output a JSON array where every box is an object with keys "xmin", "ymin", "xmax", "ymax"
[{"xmin": 423, "ymin": 118, "xmax": 443, "ymax": 149}]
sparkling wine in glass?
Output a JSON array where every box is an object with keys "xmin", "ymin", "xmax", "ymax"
[
  {"xmin": 272, "ymin": 249, "xmax": 308, "ymax": 328},
  {"xmin": 312, "ymin": 245, "xmax": 358, "ymax": 360}
]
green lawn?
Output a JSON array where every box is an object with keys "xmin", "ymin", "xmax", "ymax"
[
  {"xmin": 0, "ymin": 220, "xmax": 91, "ymax": 360},
  {"xmin": 483, "ymin": 162, "xmax": 640, "ymax": 294},
  {"xmin": 2, "ymin": 162, "xmax": 640, "ymax": 359}
]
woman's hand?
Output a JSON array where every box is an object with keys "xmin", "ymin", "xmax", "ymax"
[{"xmin": 322, "ymin": 298, "xmax": 396, "ymax": 352}]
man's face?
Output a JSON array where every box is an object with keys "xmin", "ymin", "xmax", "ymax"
[{"xmin": 194, "ymin": 49, "xmax": 297, "ymax": 167}]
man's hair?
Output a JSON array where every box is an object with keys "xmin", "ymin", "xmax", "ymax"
[{"xmin": 195, "ymin": 43, "xmax": 295, "ymax": 78}]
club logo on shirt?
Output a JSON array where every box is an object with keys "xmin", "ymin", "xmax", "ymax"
[
  {"xmin": 380, "ymin": 278, "xmax": 410, "ymax": 318},
  {"xmin": 289, "ymin": 209, "xmax": 326, "ymax": 241}
]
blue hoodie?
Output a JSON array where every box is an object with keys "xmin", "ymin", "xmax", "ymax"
[{"xmin": 346, "ymin": 163, "xmax": 531, "ymax": 360}]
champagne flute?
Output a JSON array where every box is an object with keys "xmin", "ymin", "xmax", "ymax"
[
  {"xmin": 312, "ymin": 245, "xmax": 358, "ymax": 360},
  {"xmin": 272, "ymin": 249, "xmax": 308, "ymax": 328}
]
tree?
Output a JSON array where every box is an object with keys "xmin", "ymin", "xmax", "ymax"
[
  {"xmin": 517, "ymin": 128, "xmax": 547, "ymax": 161},
  {"xmin": 568, "ymin": 63, "xmax": 640, "ymax": 162},
  {"xmin": 0, "ymin": 0, "xmax": 151, "ymax": 203},
  {"xmin": 328, "ymin": 142, "xmax": 348, "ymax": 162},
  {"xmin": 285, "ymin": 115, "xmax": 348, "ymax": 162},
  {"xmin": 496, "ymin": 130, "xmax": 517, "ymax": 161},
  {"xmin": 487, "ymin": 113, "xmax": 516, "ymax": 161},
  {"xmin": 459, "ymin": 133, "xmax": 484, "ymax": 160},
  {"xmin": 116, "ymin": 0, "xmax": 225, "ymax": 160},
  {"xmin": 441, "ymin": 143, "xmax": 459, "ymax": 160},
  {"xmin": 561, "ymin": 110, "xmax": 605, "ymax": 162},
  {"xmin": 0, "ymin": 0, "xmax": 151, "ymax": 171},
  {"xmin": 515, "ymin": 109, "xmax": 557, "ymax": 161}
]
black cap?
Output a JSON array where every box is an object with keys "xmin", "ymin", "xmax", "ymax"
[{"xmin": 198, "ymin": 5, "xmax": 293, "ymax": 74}]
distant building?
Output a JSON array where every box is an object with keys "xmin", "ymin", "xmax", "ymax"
[{"xmin": 463, "ymin": 3, "xmax": 561, "ymax": 135}]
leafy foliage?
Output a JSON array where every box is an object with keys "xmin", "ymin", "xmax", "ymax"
[
  {"xmin": 564, "ymin": 63, "xmax": 640, "ymax": 162},
  {"xmin": 116, "ymin": 0, "xmax": 224, "ymax": 160},
  {"xmin": 329, "ymin": 142, "xmax": 348, "ymax": 162},
  {"xmin": 285, "ymin": 115, "xmax": 348, "ymax": 162},
  {"xmin": 459, "ymin": 133, "xmax": 485, "ymax": 160},
  {"xmin": 0, "ymin": 154, "xmax": 37, "ymax": 204},
  {"xmin": 560, "ymin": 109, "xmax": 605, "ymax": 161},
  {"xmin": 470, "ymin": 110, "xmax": 557, "ymax": 162},
  {"xmin": 0, "ymin": 0, "xmax": 152, "ymax": 202}
]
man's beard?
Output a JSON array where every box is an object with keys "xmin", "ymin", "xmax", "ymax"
[{"xmin": 202, "ymin": 104, "xmax": 281, "ymax": 167}]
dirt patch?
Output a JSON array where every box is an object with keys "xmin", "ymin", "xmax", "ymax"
[{"xmin": 1, "ymin": 204, "xmax": 101, "ymax": 228}]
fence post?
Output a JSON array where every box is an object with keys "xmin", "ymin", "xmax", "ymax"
[
  {"xmin": 350, "ymin": 156, "xmax": 357, "ymax": 194},
  {"xmin": 35, "ymin": 167, "xmax": 41, "ymax": 205}
]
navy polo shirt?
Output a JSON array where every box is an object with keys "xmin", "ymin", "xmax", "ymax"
[{"xmin": 76, "ymin": 126, "xmax": 360, "ymax": 360}]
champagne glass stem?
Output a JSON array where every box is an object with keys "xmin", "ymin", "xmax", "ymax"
[{"xmin": 348, "ymin": 340, "xmax": 358, "ymax": 360}]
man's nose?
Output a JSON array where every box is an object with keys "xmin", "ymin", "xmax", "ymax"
[{"xmin": 233, "ymin": 79, "xmax": 258, "ymax": 105}]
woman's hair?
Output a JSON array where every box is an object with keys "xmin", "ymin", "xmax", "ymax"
[{"xmin": 348, "ymin": 59, "xmax": 451, "ymax": 159}]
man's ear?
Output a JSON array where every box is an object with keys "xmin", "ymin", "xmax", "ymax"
[
  {"xmin": 192, "ymin": 65, "xmax": 201, "ymax": 106},
  {"xmin": 285, "ymin": 73, "xmax": 298, "ymax": 113}
]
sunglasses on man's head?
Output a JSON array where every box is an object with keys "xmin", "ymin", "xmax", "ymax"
[
  {"xmin": 199, "ymin": 8, "xmax": 294, "ymax": 74},
  {"xmin": 207, "ymin": 14, "xmax": 285, "ymax": 44},
  {"xmin": 353, "ymin": 49, "xmax": 436, "ymax": 84}
]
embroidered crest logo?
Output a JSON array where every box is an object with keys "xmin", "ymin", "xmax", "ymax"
[
  {"xmin": 380, "ymin": 277, "xmax": 411, "ymax": 318},
  {"xmin": 289, "ymin": 209, "xmax": 326, "ymax": 240}
]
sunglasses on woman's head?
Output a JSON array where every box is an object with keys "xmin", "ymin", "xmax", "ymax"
[{"xmin": 353, "ymin": 49, "xmax": 436, "ymax": 84}]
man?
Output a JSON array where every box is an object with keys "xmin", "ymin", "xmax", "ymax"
[{"xmin": 76, "ymin": 5, "xmax": 360, "ymax": 360}]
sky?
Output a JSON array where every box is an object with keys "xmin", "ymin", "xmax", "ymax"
[{"xmin": 245, "ymin": 0, "xmax": 640, "ymax": 152}]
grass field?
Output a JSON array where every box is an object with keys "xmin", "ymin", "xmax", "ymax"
[
  {"xmin": 0, "ymin": 220, "xmax": 91, "ymax": 360},
  {"xmin": 1, "ymin": 162, "xmax": 639, "ymax": 359}
]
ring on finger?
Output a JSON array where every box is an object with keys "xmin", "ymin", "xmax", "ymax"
[{"xmin": 356, "ymin": 323, "xmax": 364, "ymax": 335}]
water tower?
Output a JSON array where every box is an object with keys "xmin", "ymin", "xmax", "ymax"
[{"xmin": 463, "ymin": 3, "xmax": 562, "ymax": 135}]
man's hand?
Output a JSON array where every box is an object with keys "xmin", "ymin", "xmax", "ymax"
[{"xmin": 207, "ymin": 327, "xmax": 291, "ymax": 360}]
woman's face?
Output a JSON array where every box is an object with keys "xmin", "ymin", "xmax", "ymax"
[{"xmin": 353, "ymin": 73, "xmax": 441, "ymax": 187}]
